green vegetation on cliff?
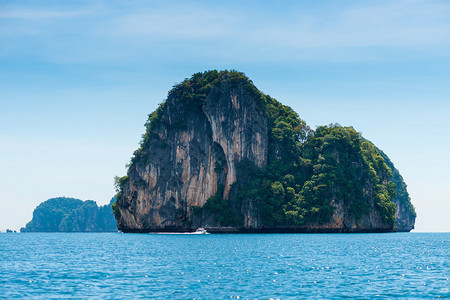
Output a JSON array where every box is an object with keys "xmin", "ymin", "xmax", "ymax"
[
  {"xmin": 233, "ymin": 122, "xmax": 399, "ymax": 227},
  {"xmin": 21, "ymin": 197, "xmax": 117, "ymax": 232}
]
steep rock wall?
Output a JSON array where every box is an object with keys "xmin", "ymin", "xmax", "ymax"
[
  {"xmin": 379, "ymin": 151, "xmax": 416, "ymax": 231},
  {"xmin": 115, "ymin": 81, "xmax": 268, "ymax": 231}
]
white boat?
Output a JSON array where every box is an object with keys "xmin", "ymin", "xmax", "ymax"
[{"xmin": 193, "ymin": 227, "xmax": 209, "ymax": 234}]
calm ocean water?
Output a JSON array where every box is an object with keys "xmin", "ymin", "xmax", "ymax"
[{"xmin": 0, "ymin": 232, "xmax": 448, "ymax": 299}]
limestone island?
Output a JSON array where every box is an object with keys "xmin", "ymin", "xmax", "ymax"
[
  {"xmin": 113, "ymin": 70, "xmax": 416, "ymax": 233},
  {"xmin": 21, "ymin": 197, "xmax": 117, "ymax": 232}
]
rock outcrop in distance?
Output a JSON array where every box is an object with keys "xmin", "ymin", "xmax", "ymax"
[
  {"xmin": 21, "ymin": 197, "xmax": 117, "ymax": 232},
  {"xmin": 114, "ymin": 70, "xmax": 416, "ymax": 233}
]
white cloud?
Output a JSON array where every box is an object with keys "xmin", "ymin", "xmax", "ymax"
[
  {"xmin": 0, "ymin": 9, "xmax": 93, "ymax": 20},
  {"xmin": 114, "ymin": 10, "xmax": 237, "ymax": 39},
  {"xmin": 1, "ymin": 0, "xmax": 449, "ymax": 64},
  {"xmin": 247, "ymin": 0, "xmax": 450, "ymax": 50}
]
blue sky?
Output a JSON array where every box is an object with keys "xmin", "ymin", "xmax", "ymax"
[{"xmin": 1, "ymin": 0, "xmax": 449, "ymax": 231}]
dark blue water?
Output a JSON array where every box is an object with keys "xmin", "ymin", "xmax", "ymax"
[{"xmin": 1, "ymin": 233, "xmax": 449, "ymax": 299}]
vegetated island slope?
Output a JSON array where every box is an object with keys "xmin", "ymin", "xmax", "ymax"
[
  {"xmin": 114, "ymin": 70, "xmax": 416, "ymax": 233},
  {"xmin": 21, "ymin": 197, "xmax": 117, "ymax": 232}
]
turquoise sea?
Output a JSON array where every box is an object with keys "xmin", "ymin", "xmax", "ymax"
[{"xmin": 1, "ymin": 232, "xmax": 449, "ymax": 299}]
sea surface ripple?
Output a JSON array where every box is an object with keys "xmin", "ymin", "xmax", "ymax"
[{"xmin": 1, "ymin": 232, "xmax": 449, "ymax": 299}]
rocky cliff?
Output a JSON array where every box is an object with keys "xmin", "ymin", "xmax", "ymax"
[
  {"xmin": 114, "ymin": 70, "xmax": 416, "ymax": 233},
  {"xmin": 379, "ymin": 151, "xmax": 416, "ymax": 231}
]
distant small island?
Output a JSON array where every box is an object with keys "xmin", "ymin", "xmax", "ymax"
[{"xmin": 21, "ymin": 197, "xmax": 117, "ymax": 232}]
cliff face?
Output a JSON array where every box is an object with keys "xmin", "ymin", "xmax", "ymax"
[
  {"xmin": 115, "ymin": 76, "xmax": 268, "ymax": 231},
  {"xmin": 115, "ymin": 70, "xmax": 415, "ymax": 233},
  {"xmin": 379, "ymin": 151, "xmax": 416, "ymax": 231}
]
